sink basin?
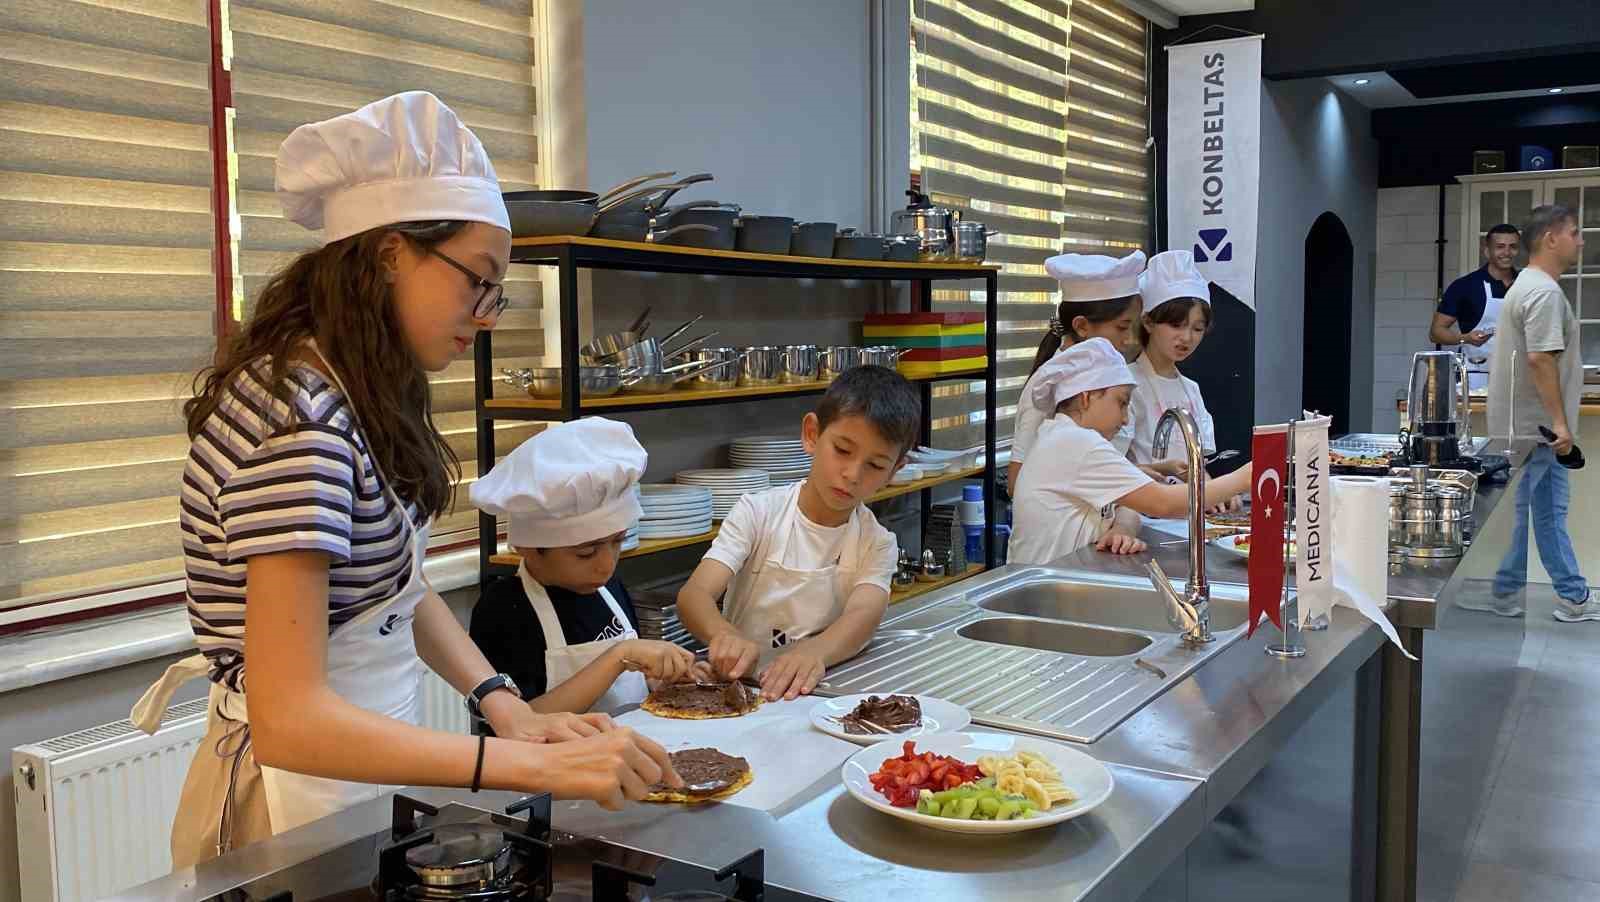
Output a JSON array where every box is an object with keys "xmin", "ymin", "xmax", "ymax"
[
  {"xmin": 975, "ymin": 577, "xmax": 1250, "ymax": 633},
  {"xmin": 957, "ymin": 617, "xmax": 1151, "ymax": 656}
]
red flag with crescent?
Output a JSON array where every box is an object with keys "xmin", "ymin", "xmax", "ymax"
[{"xmin": 1247, "ymin": 427, "xmax": 1288, "ymax": 636}]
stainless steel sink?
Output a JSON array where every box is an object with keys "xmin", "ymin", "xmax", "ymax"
[
  {"xmin": 957, "ymin": 617, "xmax": 1152, "ymax": 656},
  {"xmin": 819, "ymin": 566, "xmax": 1252, "ymax": 743},
  {"xmin": 973, "ymin": 574, "xmax": 1251, "ymax": 633}
]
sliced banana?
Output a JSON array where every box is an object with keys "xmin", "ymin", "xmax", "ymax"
[
  {"xmin": 996, "ymin": 772, "xmax": 1027, "ymax": 796},
  {"xmin": 1021, "ymin": 777, "xmax": 1052, "ymax": 810},
  {"xmin": 977, "ymin": 755, "xmax": 1002, "ymax": 778},
  {"xmin": 1024, "ymin": 760, "xmax": 1061, "ymax": 783},
  {"xmin": 1049, "ymin": 786, "xmax": 1078, "ymax": 804}
]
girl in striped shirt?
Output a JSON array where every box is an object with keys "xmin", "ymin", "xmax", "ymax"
[{"xmin": 140, "ymin": 92, "xmax": 678, "ymax": 869}]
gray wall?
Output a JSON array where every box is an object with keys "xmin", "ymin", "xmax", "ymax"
[{"xmin": 1254, "ymin": 79, "xmax": 1380, "ymax": 428}]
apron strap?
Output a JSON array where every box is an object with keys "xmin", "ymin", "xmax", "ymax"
[
  {"xmin": 131, "ymin": 653, "xmax": 210, "ymax": 734},
  {"xmin": 520, "ymin": 565, "xmax": 569, "ymax": 650},
  {"xmin": 595, "ymin": 585, "xmax": 632, "ymax": 629}
]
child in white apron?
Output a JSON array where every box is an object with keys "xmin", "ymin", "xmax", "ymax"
[
  {"xmin": 676, "ymin": 366, "xmax": 918, "ymax": 701},
  {"xmin": 1011, "ymin": 339, "xmax": 1255, "ymax": 564},
  {"xmin": 1009, "ymin": 250, "xmax": 1146, "ymax": 491},
  {"xmin": 470, "ymin": 418, "xmax": 696, "ymax": 716}
]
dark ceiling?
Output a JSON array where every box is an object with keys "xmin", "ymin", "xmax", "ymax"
[{"xmin": 1389, "ymin": 51, "xmax": 1600, "ymax": 99}]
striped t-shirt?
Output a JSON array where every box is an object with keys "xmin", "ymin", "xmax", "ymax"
[{"xmin": 180, "ymin": 361, "xmax": 424, "ymax": 691}]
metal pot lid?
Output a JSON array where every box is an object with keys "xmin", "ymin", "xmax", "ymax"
[{"xmin": 404, "ymin": 824, "xmax": 513, "ymax": 887}]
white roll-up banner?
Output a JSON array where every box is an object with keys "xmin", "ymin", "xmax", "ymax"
[{"xmin": 1165, "ymin": 35, "xmax": 1262, "ymax": 310}]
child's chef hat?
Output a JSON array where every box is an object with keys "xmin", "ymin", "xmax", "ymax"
[
  {"xmin": 470, "ymin": 418, "xmax": 645, "ymax": 548},
  {"xmin": 276, "ymin": 91, "xmax": 510, "ymax": 243},
  {"xmin": 1044, "ymin": 250, "xmax": 1147, "ymax": 302},
  {"xmin": 1138, "ymin": 250, "xmax": 1209, "ymax": 309},
  {"xmin": 1031, "ymin": 337, "xmax": 1137, "ymax": 411}
]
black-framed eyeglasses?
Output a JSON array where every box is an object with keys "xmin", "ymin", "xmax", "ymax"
[{"xmin": 427, "ymin": 247, "xmax": 508, "ymax": 319}]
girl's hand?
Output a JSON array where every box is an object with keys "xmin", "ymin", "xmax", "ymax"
[
  {"xmin": 616, "ymin": 640, "xmax": 695, "ymax": 684},
  {"xmin": 485, "ymin": 695, "xmax": 613, "ymax": 743},
  {"xmin": 517, "ymin": 729, "xmax": 680, "ymax": 811},
  {"xmin": 1150, "ymin": 458, "xmax": 1190, "ymax": 480},
  {"xmin": 1096, "ymin": 531, "xmax": 1148, "ymax": 555}
]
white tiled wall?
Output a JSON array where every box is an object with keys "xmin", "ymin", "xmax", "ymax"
[{"xmin": 1371, "ymin": 185, "xmax": 1465, "ymax": 432}]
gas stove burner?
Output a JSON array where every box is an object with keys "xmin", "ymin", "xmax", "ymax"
[{"xmin": 403, "ymin": 824, "xmax": 513, "ymax": 893}]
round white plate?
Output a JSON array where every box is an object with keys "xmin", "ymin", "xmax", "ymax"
[
  {"xmin": 638, "ymin": 525, "xmax": 713, "ymax": 539},
  {"xmin": 676, "ymin": 468, "xmax": 769, "ymax": 479},
  {"xmin": 640, "ymin": 484, "xmax": 712, "ymax": 500},
  {"xmin": 641, "ymin": 500, "xmax": 715, "ymax": 515},
  {"xmin": 840, "ymin": 731, "xmax": 1115, "ymax": 834},
  {"xmin": 890, "ymin": 466, "xmax": 926, "ymax": 484},
  {"xmin": 638, "ymin": 512, "xmax": 714, "ymax": 530},
  {"xmin": 810, "ymin": 694, "xmax": 971, "ymax": 746},
  {"xmin": 1209, "ymin": 532, "xmax": 1296, "ymax": 561}
]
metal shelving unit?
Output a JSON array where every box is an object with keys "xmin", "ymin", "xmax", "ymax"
[{"xmin": 473, "ymin": 235, "xmax": 1001, "ymax": 586}]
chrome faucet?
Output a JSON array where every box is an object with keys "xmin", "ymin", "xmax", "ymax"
[{"xmin": 1147, "ymin": 408, "xmax": 1214, "ymax": 646}]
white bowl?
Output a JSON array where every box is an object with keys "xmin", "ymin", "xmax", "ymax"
[{"xmin": 810, "ymin": 694, "xmax": 971, "ymax": 746}]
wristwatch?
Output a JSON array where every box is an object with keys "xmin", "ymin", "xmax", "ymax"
[{"xmin": 465, "ymin": 673, "xmax": 522, "ymax": 719}]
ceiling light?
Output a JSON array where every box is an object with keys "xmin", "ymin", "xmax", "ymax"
[
  {"xmin": 1353, "ymin": 78, "xmax": 1371, "ymax": 86},
  {"xmin": 1549, "ymin": 87, "xmax": 1565, "ymax": 94}
]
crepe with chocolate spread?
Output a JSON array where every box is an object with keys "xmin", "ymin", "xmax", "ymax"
[
  {"xmin": 839, "ymin": 694, "xmax": 922, "ymax": 735},
  {"xmin": 640, "ymin": 680, "xmax": 761, "ymax": 719},
  {"xmin": 642, "ymin": 748, "xmax": 753, "ymax": 804}
]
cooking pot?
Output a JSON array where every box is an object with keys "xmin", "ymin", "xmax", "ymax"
[
  {"xmin": 952, "ymin": 221, "xmax": 999, "ymax": 263},
  {"xmin": 791, "ymin": 222, "xmax": 837, "ymax": 258},
  {"xmin": 735, "ymin": 215, "xmax": 796, "ymax": 254},
  {"xmin": 890, "ymin": 189, "xmax": 960, "ymax": 261}
]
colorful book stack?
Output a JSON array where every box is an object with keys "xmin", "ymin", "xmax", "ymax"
[{"xmin": 862, "ymin": 312, "xmax": 987, "ymax": 379}]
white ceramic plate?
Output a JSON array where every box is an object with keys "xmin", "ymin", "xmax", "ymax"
[
  {"xmin": 1209, "ymin": 532, "xmax": 1297, "ymax": 561},
  {"xmin": 840, "ymin": 731, "xmax": 1115, "ymax": 834},
  {"xmin": 641, "ymin": 500, "xmax": 715, "ymax": 516},
  {"xmin": 638, "ymin": 512, "xmax": 714, "ymax": 529},
  {"xmin": 810, "ymin": 694, "xmax": 971, "ymax": 746}
]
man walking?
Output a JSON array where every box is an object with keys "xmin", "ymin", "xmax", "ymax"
[{"xmin": 1487, "ymin": 204, "xmax": 1593, "ymax": 620}]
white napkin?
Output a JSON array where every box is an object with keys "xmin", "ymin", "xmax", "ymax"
[{"xmin": 1330, "ymin": 476, "xmax": 1415, "ymax": 660}]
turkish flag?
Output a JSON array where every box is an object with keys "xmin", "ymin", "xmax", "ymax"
[{"xmin": 1247, "ymin": 427, "xmax": 1288, "ymax": 636}]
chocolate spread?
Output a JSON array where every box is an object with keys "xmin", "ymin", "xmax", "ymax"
[
  {"xmin": 840, "ymin": 694, "xmax": 922, "ymax": 734},
  {"xmin": 647, "ymin": 681, "xmax": 755, "ymax": 715},
  {"xmin": 651, "ymin": 748, "xmax": 750, "ymax": 795}
]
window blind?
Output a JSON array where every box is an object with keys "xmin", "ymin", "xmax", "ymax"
[
  {"xmin": 226, "ymin": 0, "xmax": 546, "ymax": 540},
  {"xmin": 0, "ymin": 0, "xmax": 216, "ymax": 610},
  {"xmin": 911, "ymin": 0, "xmax": 1149, "ymax": 452}
]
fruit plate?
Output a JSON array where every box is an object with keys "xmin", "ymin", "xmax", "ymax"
[
  {"xmin": 810, "ymin": 694, "xmax": 970, "ymax": 746},
  {"xmin": 840, "ymin": 731, "xmax": 1114, "ymax": 834},
  {"xmin": 1209, "ymin": 532, "xmax": 1297, "ymax": 560}
]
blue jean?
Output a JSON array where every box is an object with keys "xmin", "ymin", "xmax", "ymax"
[{"xmin": 1493, "ymin": 445, "xmax": 1590, "ymax": 602}]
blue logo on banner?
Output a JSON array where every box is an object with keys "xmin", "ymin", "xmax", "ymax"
[{"xmin": 1194, "ymin": 228, "xmax": 1233, "ymax": 262}]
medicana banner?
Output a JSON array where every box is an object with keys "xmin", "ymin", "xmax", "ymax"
[{"xmin": 1165, "ymin": 35, "xmax": 1262, "ymax": 310}]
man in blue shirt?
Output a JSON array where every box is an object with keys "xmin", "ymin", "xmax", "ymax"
[{"xmin": 1431, "ymin": 223, "xmax": 1520, "ymax": 389}]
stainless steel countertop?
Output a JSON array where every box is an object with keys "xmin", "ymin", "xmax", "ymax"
[{"xmin": 117, "ymin": 443, "xmax": 1535, "ymax": 902}]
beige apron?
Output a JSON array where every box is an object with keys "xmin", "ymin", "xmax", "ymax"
[
  {"xmin": 133, "ymin": 342, "xmax": 429, "ymax": 869},
  {"xmin": 521, "ymin": 565, "xmax": 648, "ymax": 713},
  {"xmin": 722, "ymin": 482, "xmax": 863, "ymax": 649}
]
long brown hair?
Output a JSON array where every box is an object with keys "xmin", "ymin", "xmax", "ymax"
[
  {"xmin": 1028, "ymin": 295, "xmax": 1140, "ymax": 376},
  {"xmin": 185, "ymin": 221, "xmax": 465, "ymax": 518}
]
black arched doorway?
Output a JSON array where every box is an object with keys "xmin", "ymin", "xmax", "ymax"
[{"xmin": 1303, "ymin": 212, "xmax": 1354, "ymax": 434}]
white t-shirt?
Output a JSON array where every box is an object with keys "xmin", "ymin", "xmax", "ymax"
[
  {"xmin": 1010, "ymin": 417, "xmax": 1153, "ymax": 564},
  {"xmin": 1488, "ymin": 267, "xmax": 1584, "ymax": 439},
  {"xmin": 1129, "ymin": 353, "xmax": 1216, "ymax": 464},
  {"xmin": 1012, "ymin": 366, "xmax": 1136, "ymax": 463},
  {"xmin": 704, "ymin": 484, "xmax": 898, "ymax": 594}
]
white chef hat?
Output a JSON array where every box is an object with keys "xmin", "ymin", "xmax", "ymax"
[
  {"xmin": 1030, "ymin": 337, "xmax": 1137, "ymax": 411},
  {"xmin": 1138, "ymin": 250, "xmax": 1209, "ymax": 309},
  {"xmin": 276, "ymin": 91, "xmax": 510, "ymax": 244},
  {"xmin": 1045, "ymin": 250, "xmax": 1147, "ymax": 302},
  {"xmin": 470, "ymin": 418, "xmax": 645, "ymax": 548}
]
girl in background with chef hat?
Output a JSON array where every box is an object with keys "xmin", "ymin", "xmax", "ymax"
[
  {"xmin": 469, "ymin": 418, "xmax": 701, "ymax": 717},
  {"xmin": 1007, "ymin": 250, "xmax": 1151, "ymax": 491},
  {"xmin": 1009, "ymin": 338, "xmax": 1254, "ymax": 564},
  {"xmin": 1129, "ymin": 250, "xmax": 1218, "ymax": 471},
  {"xmin": 137, "ymin": 92, "xmax": 678, "ymax": 869}
]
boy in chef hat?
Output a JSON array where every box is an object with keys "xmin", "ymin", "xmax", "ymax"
[
  {"xmin": 469, "ymin": 418, "xmax": 697, "ymax": 718},
  {"xmin": 1129, "ymin": 250, "xmax": 1219, "ymax": 472},
  {"xmin": 1009, "ymin": 338, "xmax": 1254, "ymax": 565},
  {"xmin": 1009, "ymin": 250, "xmax": 1149, "ymax": 491},
  {"xmin": 676, "ymin": 366, "xmax": 919, "ymax": 703}
]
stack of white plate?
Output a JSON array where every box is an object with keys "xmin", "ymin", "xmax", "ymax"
[
  {"xmin": 728, "ymin": 435, "xmax": 812, "ymax": 486},
  {"xmin": 636, "ymin": 484, "xmax": 714, "ymax": 540},
  {"xmin": 621, "ymin": 526, "xmax": 640, "ymax": 552},
  {"xmin": 674, "ymin": 468, "xmax": 772, "ymax": 519}
]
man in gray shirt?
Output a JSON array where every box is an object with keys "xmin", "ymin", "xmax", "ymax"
[{"xmin": 1486, "ymin": 204, "xmax": 1592, "ymax": 619}]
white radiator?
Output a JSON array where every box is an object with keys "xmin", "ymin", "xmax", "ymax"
[{"xmin": 12, "ymin": 670, "xmax": 466, "ymax": 902}]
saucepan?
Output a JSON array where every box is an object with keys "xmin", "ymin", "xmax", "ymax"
[
  {"xmin": 952, "ymin": 221, "xmax": 1000, "ymax": 263},
  {"xmin": 500, "ymin": 366, "xmax": 624, "ymax": 399},
  {"xmin": 503, "ymin": 183, "xmax": 681, "ymax": 238},
  {"xmin": 685, "ymin": 347, "xmax": 745, "ymax": 389},
  {"xmin": 602, "ymin": 173, "xmax": 714, "ymax": 217},
  {"xmin": 820, "ymin": 345, "xmax": 864, "ymax": 380},
  {"xmin": 858, "ymin": 346, "xmax": 904, "ymax": 368},
  {"xmin": 620, "ymin": 357, "xmax": 732, "ymax": 394}
]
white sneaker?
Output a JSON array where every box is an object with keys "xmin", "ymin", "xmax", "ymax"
[
  {"xmin": 1456, "ymin": 595, "xmax": 1526, "ymax": 618},
  {"xmin": 1553, "ymin": 593, "xmax": 1600, "ymax": 623}
]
